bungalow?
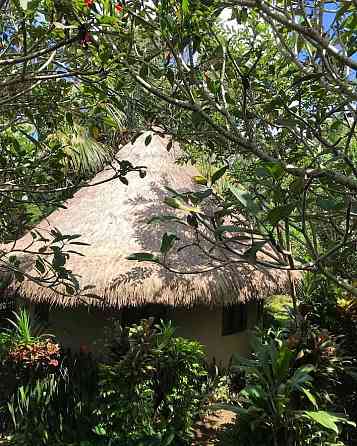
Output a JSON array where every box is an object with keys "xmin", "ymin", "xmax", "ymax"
[{"xmin": 2, "ymin": 133, "xmax": 289, "ymax": 364}]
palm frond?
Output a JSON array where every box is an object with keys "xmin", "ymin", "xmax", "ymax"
[{"xmin": 50, "ymin": 124, "xmax": 113, "ymax": 176}]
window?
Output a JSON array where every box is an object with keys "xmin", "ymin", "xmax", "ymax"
[
  {"xmin": 222, "ymin": 304, "xmax": 248, "ymax": 336},
  {"xmin": 121, "ymin": 304, "xmax": 169, "ymax": 327}
]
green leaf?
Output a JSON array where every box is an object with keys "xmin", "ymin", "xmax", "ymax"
[
  {"xmin": 255, "ymin": 166, "xmax": 270, "ymax": 177},
  {"xmin": 212, "ymin": 403, "xmax": 250, "ymax": 416},
  {"xmin": 301, "ymin": 387, "xmax": 318, "ymax": 409},
  {"xmin": 164, "ymin": 197, "xmax": 182, "ymax": 210},
  {"xmin": 259, "ymin": 161, "xmax": 284, "ymax": 179},
  {"xmin": 139, "ymin": 64, "xmax": 149, "ymax": 80},
  {"xmin": 243, "ymin": 241, "xmax": 266, "ymax": 260},
  {"xmin": 99, "ymin": 16, "xmax": 118, "ymax": 25},
  {"xmin": 65, "ymin": 112, "xmax": 73, "ymax": 127},
  {"xmin": 182, "ymin": 0, "xmax": 189, "ymax": 14},
  {"xmin": 229, "ymin": 184, "xmax": 260, "ymax": 215},
  {"xmin": 166, "ymin": 140, "xmax": 173, "ymax": 152},
  {"xmin": 145, "ymin": 134, "xmax": 152, "ymax": 146},
  {"xmin": 20, "ymin": 0, "xmax": 28, "ymax": 10},
  {"xmin": 166, "ymin": 68, "xmax": 175, "ymax": 86},
  {"xmin": 119, "ymin": 176, "xmax": 129, "ymax": 185},
  {"xmin": 211, "ymin": 165, "xmax": 227, "ymax": 185},
  {"xmin": 69, "ymin": 241, "xmax": 90, "ymax": 246},
  {"xmin": 192, "ymin": 175, "xmax": 207, "ymax": 185},
  {"xmin": 160, "ymin": 232, "xmax": 179, "ymax": 254},
  {"xmin": 190, "ymin": 189, "xmax": 212, "ymax": 203},
  {"xmin": 162, "ymin": 432, "xmax": 175, "ymax": 446},
  {"xmin": 303, "ymin": 411, "xmax": 355, "ymax": 433},
  {"xmin": 53, "ymin": 253, "xmax": 66, "ymax": 268},
  {"xmin": 126, "ymin": 253, "xmax": 159, "ymax": 262},
  {"xmin": 148, "ymin": 215, "xmax": 182, "ymax": 225},
  {"xmin": 66, "ymin": 250, "xmax": 84, "ymax": 256},
  {"xmin": 164, "ymin": 197, "xmax": 201, "ymax": 214},
  {"xmin": 267, "ymin": 205, "xmax": 295, "ymax": 226},
  {"xmin": 65, "ymin": 284, "xmax": 75, "ymax": 296},
  {"xmin": 35, "ymin": 259, "xmax": 45, "ymax": 274},
  {"xmin": 192, "ymin": 111, "xmax": 203, "ymax": 127},
  {"xmin": 240, "ymin": 385, "xmax": 266, "ymax": 401},
  {"xmin": 207, "ymin": 78, "xmax": 220, "ymax": 94},
  {"xmin": 316, "ymin": 198, "xmax": 343, "ymax": 210},
  {"xmin": 14, "ymin": 271, "xmax": 24, "ymax": 282}
]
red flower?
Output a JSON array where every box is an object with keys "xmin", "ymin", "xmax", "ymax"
[
  {"xmin": 84, "ymin": 0, "xmax": 94, "ymax": 7},
  {"xmin": 80, "ymin": 344, "xmax": 90, "ymax": 354},
  {"xmin": 115, "ymin": 3, "xmax": 123, "ymax": 13},
  {"xmin": 49, "ymin": 359, "xmax": 59, "ymax": 367},
  {"xmin": 80, "ymin": 31, "xmax": 93, "ymax": 46}
]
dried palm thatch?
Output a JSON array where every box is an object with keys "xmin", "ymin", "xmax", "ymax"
[{"xmin": 6, "ymin": 133, "xmax": 290, "ymax": 308}]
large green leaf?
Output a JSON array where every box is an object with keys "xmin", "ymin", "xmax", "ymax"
[
  {"xmin": 164, "ymin": 197, "xmax": 201, "ymax": 214},
  {"xmin": 229, "ymin": 184, "xmax": 260, "ymax": 215},
  {"xmin": 301, "ymin": 388, "xmax": 318, "ymax": 409},
  {"xmin": 267, "ymin": 204, "xmax": 295, "ymax": 226},
  {"xmin": 303, "ymin": 411, "xmax": 355, "ymax": 433},
  {"xmin": 182, "ymin": 0, "xmax": 189, "ymax": 14},
  {"xmin": 126, "ymin": 253, "xmax": 159, "ymax": 262},
  {"xmin": 193, "ymin": 175, "xmax": 208, "ymax": 185},
  {"xmin": 160, "ymin": 232, "xmax": 179, "ymax": 254},
  {"xmin": 316, "ymin": 197, "xmax": 344, "ymax": 210},
  {"xmin": 211, "ymin": 165, "xmax": 227, "ymax": 185}
]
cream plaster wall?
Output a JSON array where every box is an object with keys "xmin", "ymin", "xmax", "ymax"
[
  {"xmin": 48, "ymin": 307, "xmax": 114, "ymax": 356},
  {"xmin": 169, "ymin": 304, "xmax": 258, "ymax": 364},
  {"xmin": 38, "ymin": 303, "xmax": 259, "ymax": 364}
]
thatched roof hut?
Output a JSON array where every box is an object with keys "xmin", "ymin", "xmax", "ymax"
[{"xmin": 7, "ymin": 133, "xmax": 289, "ymax": 309}]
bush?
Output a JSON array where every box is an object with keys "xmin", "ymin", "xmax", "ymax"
[
  {"xmin": 0, "ymin": 309, "xmax": 99, "ymax": 445},
  {"xmin": 263, "ymin": 295, "xmax": 293, "ymax": 328},
  {"xmin": 96, "ymin": 318, "xmax": 207, "ymax": 445},
  {"xmin": 7, "ymin": 351, "xmax": 99, "ymax": 445},
  {"xmin": 298, "ymin": 274, "xmax": 357, "ymax": 445},
  {"xmin": 217, "ymin": 329, "xmax": 355, "ymax": 446}
]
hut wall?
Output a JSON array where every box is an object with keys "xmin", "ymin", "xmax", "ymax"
[
  {"xmin": 47, "ymin": 307, "xmax": 115, "ymax": 355},
  {"xmin": 169, "ymin": 303, "xmax": 259, "ymax": 364},
  {"xmin": 26, "ymin": 302, "xmax": 259, "ymax": 364}
]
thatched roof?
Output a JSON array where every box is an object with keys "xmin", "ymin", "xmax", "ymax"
[{"xmin": 6, "ymin": 133, "xmax": 290, "ymax": 308}]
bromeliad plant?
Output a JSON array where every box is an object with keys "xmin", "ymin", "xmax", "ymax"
[
  {"xmin": 5, "ymin": 309, "xmax": 60, "ymax": 374},
  {"xmin": 6, "ymin": 308, "xmax": 50, "ymax": 345},
  {"xmin": 217, "ymin": 332, "xmax": 355, "ymax": 446}
]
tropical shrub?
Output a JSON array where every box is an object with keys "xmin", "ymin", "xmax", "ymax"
[
  {"xmin": 263, "ymin": 295, "xmax": 293, "ymax": 329},
  {"xmin": 0, "ymin": 309, "xmax": 59, "ymax": 387},
  {"xmin": 0, "ymin": 309, "xmax": 98, "ymax": 444},
  {"xmin": 298, "ymin": 274, "xmax": 357, "ymax": 445},
  {"xmin": 217, "ymin": 331, "xmax": 355, "ymax": 446},
  {"xmin": 7, "ymin": 351, "xmax": 99, "ymax": 446},
  {"xmin": 96, "ymin": 318, "xmax": 207, "ymax": 445}
]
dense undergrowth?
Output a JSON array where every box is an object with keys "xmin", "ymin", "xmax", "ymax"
[
  {"xmin": 0, "ymin": 313, "xmax": 208, "ymax": 446},
  {"xmin": 218, "ymin": 276, "xmax": 357, "ymax": 446},
  {"xmin": 0, "ymin": 277, "xmax": 356, "ymax": 446}
]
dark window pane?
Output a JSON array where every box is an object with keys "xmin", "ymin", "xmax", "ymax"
[
  {"xmin": 222, "ymin": 304, "xmax": 247, "ymax": 336},
  {"xmin": 122, "ymin": 304, "xmax": 168, "ymax": 327}
]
